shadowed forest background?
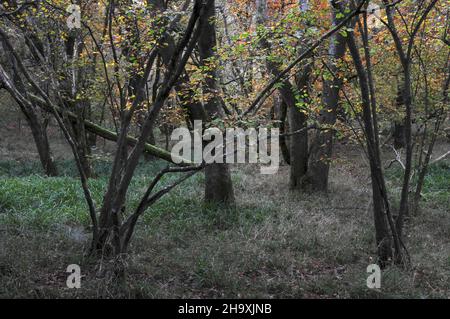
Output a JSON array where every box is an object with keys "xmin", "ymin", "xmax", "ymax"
[{"xmin": 0, "ymin": 0, "xmax": 449, "ymax": 298}]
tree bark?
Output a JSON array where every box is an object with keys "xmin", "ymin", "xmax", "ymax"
[
  {"xmin": 287, "ymin": 78, "xmax": 309, "ymax": 189},
  {"xmin": 0, "ymin": 42, "xmax": 58, "ymax": 177},
  {"xmin": 95, "ymin": 0, "xmax": 206, "ymax": 254},
  {"xmin": 150, "ymin": 0, "xmax": 232, "ymax": 204},
  {"xmin": 63, "ymin": 30, "xmax": 94, "ymax": 178},
  {"xmin": 198, "ymin": 0, "xmax": 235, "ymax": 205},
  {"xmin": 274, "ymin": 95, "xmax": 290, "ymax": 164},
  {"xmin": 255, "ymin": 0, "xmax": 309, "ymax": 190},
  {"xmin": 346, "ymin": 30, "xmax": 396, "ymax": 265},
  {"xmin": 26, "ymin": 110, "xmax": 58, "ymax": 176},
  {"xmin": 305, "ymin": 3, "xmax": 347, "ymax": 191},
  {"xmin": 16, "ymin": 98, "xmax": 58, "ymax": 176}
]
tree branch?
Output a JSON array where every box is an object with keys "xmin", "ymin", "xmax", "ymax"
[{"xmin": 242, "ymin": 0, "xmax": 367, "ymax": 116}]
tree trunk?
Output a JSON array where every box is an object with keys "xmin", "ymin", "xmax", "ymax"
[
  {"xmin": 71, "ymin": 105, "xmax": 94, "ymax": 178},
  {"xmin": 28, "ymin": 113, "xmax": 58, "ymax": 177},
  {"xmin": 149, "ymin": 0, "xmax": 207, "ymax": 124},
  {"xmin": 198, "ymin": 0, "xmax": 235, "ymax": 205},
  {"xmin": 396, "ymin": 66, "xmax": 413, "ymax": 238},
  {"xmin": 64, "ymin": 31, "xmax": 94, "ymax": 178},
  {"xmin": 393, "ymin": 84, "xmax": 406, "ymax": 149},
  {"xmin": 2, "ymin": 51, "xmax": 58, "ymax": 177},
  {"xmin": 286, "ymin": 85, "xmax": 309, "ymax": 189},
  {"xmin": 255, "ymin": 0, "xmax": 309, "ymax": 190},
  {"xmin": 305, "ymin": 5, "xmax": 347, "ymax": 191},
  {"xmin": 346, "ymin": 31, "xmax": 397, "ymax": 265},
  {"xmin": 274, "ymin": 95, "xmax": 290, "ymax": 164},
  {"xmin": 151, "ymin": 1, "xmax": 236, "ymax": 204}
]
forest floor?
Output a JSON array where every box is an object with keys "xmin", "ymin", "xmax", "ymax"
[{"xmin": 0, "ymin": 121, "xmax": 449, "ymax": 298}]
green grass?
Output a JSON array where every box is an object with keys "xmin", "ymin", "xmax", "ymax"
[
  {"xmin": 0, "ymin": 159, "xmax": 188, "ymax": 229},
  {"xmin": 0, "ymin": 159, "xmax": 281, "ymax": 298},
  {"xmin": 420, "ymin": 162, "xmax": 450, "ymax": 206},
  {"xmin": 0, "ymin": 159, "xmax": 274, "ymax": 233},
  {"xmin": 385, "ymin": 160, "xmax": 450, "ymax": 209}
]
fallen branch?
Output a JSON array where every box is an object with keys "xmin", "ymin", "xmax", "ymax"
[
  {"xmin": 430, "ymin": 150, "xmax": 450, "ymax": 164},
  {"xmin": 392, "ymin": 146, "xmax": 406, "ymax": 170},
  {"xmin": 29, "ymin": 94, "xmax": 193, "ymax": 166}
]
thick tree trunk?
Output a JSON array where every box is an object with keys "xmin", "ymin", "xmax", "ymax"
[
  {"xmin": 152, "ymin": 1, "xmax": 244, "ymax": 204},
  {"xmin": 396, "ymin": 67, "xmax": 414, "ymax": 238},
  {"xmin": 274, "ymin": 95, "xmax": 290, "ymax": 164},
  {"xmin": 143, "ymin": 128, "xmax": 157, "ymax": 161},
  {"xmin": 393, "ymin": 83, "xmax": 406, "ymax": 149},
  {"xmin": 2, "ymin": 54, "xmax": 58, "ymax": 177},
  {"xmin": 198, "ymin": 0, "xmax": 235, "ymax": 205},
  {"xmin": 393, "ymin": 121, "xmax": 406, "ymax": 149},
  {"xmin": 71, "ymin": 107, "xmax": 94, "ymax": 178},
  {"xmin": 305, "ymin": 6, "xmax": 347, "ymax": 191},
  {"xmin": 286, "ymin": 87, "xmax": 308, "ymax": 189},
  {"xmin": 28, "ymin": 114, "xmax": 58, "ymax": 177},
  {"xmin": 371, "ymin": 167, "xmax": 393, "ymax": 264},
  {"xmin": 255, "ymin": 0, "xmax": 309, "ymax": 189}
]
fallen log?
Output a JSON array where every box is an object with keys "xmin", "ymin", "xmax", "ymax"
[{"xmin": 30, "ymin": 94, "xmax": 192, "ymax": 166}]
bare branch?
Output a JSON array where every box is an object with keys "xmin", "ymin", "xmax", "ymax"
[{"xmin": 120, "ymin": 164, "xmax": 204, "ymax": 251}]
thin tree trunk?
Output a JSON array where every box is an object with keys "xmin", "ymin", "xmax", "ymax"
[
  {"xmin": 414, "ymin": 64, "xmax": 450, "ymax": 211},
  {"xmin": 64, "ymin": 31, "xmax": 94, "ymax": 178},
  {"xmin": 95, "ymin": 0, "xmax": 205, "ymax": 254},
  {"xmin": 72, "ymin": 105, "xmax": 94, "ymax": 178},
  {"xmin": 346, "ymin": 31, "xmax": 396, "ymax": 265}
]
